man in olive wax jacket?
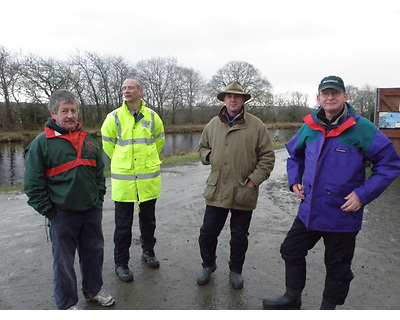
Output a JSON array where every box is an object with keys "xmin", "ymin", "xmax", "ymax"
[{"xmin": 197, "ymin": 81, "xmax": 275, "ymax": 289}]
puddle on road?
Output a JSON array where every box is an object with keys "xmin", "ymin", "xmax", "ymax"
[{"xmin": 161, "ymin": 170, "xmax": 184, "ymax": 177}]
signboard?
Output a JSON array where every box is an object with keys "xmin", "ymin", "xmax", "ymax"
[
  {"xmin": 375, "ymin": 88, "xmax": 400, "ymax": 155},
  {"xmin": 378, "ymin": 112, "xmax": 400, "ymax": 129}
]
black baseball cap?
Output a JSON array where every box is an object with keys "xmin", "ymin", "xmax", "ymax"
[{"xmin": 318, "ymin": 76, "xmax": 346, "ymax": 92}]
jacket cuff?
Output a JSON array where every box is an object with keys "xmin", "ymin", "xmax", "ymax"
[{"xmin": 44, "ymin": 209, "xmax": 57, "ymax": 221}]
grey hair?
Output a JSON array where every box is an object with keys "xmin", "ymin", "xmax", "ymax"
[
  {"xmin": 124, "ymin": 78, "xmax": 144, "ymax": 90},
  {"xmin": 47, "ymin": 89, "xmax": 80, "ymax": 113}
]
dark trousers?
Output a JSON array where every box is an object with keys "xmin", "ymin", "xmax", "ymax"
[
  {"xmin": 198, "ymin": 205, "xmax": 253, "ymax": 274},
  {"xmin": 280, "ymin": 217, "xmax": 358, "ymax": 305},
  {"xmin": 50, "ymin": 201, "xmax": 104, "ymax": 310},
  {"xmin": 114, "ymin": 199, "xmax": 157, "ymax": 266}
]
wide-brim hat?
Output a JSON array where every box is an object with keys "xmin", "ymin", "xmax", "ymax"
[{"xmin": 217, "ymin": 81, "xmax": 251, "ymax": 102}]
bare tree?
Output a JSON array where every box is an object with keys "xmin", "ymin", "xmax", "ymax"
[
  {"xmin": 0, "ymin": 46, "xmax": 21, "ymax": 129},
  {"xmin": 169, "ymin": 66, "xmax": 206, "ymax": 124},
  {"xmin": 70, "ymin": 52, "xmax": 103, "ymax": 124},
  {"xmin": 21, "ymin": 54, "xmax": 72, "ymax": 103},
  {"xmin": 209, "ymin": 61, "xmax": 273, "ymax": 108},
  {"xmin": 135, "ymin": 57, "xmax": 177, "ymax": 118},
  {"xmin": 182, "ymin": 67, "xmax": 207, "ymax": 123},
  {"xmin": 107, "ymin": 55, "xmax": 136, "ymax": 112},
  {"xmin": 273, "ymin": 93, "xmax": 287, "ymax": 107},
  {"xmin": 168, "ymin": 65, "xmax": 184, "ymax": 124},
  {"xmin": 66, "ymin": 58, "xmax": 92, "ymax": 124},
  {"xmin": 288, "ymin": 91, "xmax": 309, "ymax": 107},
  {"xmin": 347, "ymin": 85, "xmax": 376, "ymax": 120},
  {"xmin": 5, "ymin": 45, "xmax": 378, "ymax": 129},
  {"xmin": 88, "ymin": 52, "xmax": 112, "ymax": 111}
]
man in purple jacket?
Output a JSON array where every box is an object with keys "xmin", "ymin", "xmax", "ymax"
[{"xmin": 262, "ymin": 76, "xmax": 400, "ymax": 310}]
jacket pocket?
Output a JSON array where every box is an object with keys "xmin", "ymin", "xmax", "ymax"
[
  {"xmin": 111, "ymin": 147, "xmax": 133, "ymax": 169},
  {"xmin": 203, "ymin": 170, "xmax": 219, "ymax": 201},
  {"xmin": 323, "ymin": 188, "xmax": 345, "ymax": 209},
  {"xmin": 145, "ymin": 157, "xmax": 162, "ymax": 169},
  {"xmin": 234, "ymin": 185, "xmax": 258, "ymax": 207}
]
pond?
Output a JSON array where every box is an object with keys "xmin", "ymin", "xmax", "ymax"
[{"xmin": 0, "ymin": 128, "xmax": 297, "ymax": 188}]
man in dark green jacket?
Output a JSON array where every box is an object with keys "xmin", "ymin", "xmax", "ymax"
[{"xmin": 24, "ymin": 89, "xmax": 114, "ymax": 310}]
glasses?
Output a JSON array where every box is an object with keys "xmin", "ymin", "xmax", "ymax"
[{"xmin": 319, "ymin": 90, "xmax": 343, "ymax": 98}]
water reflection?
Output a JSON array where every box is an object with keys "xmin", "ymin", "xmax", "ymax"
[
  {"xmin": 162, "ymin": 132, "xmax": 201, "ymax": 156},
  {"xmin": 0, "ymin": 142, "xmax": 26, "ymax": 188},
  {"xmin": 0, "ymin": 129, "xmax": 296, "ymax": 188},
  {"xmin": 270, "ymin": 128, "xmax": 298, "ymax": 142}
]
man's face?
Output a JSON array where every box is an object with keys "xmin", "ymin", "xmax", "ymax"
[
  {"xmin": 122, "ymin": 79, "xmax": 143, "ymax": 103},
  {"xmin": 317, "ymin": 89, "xmax": 349, "ymax": 116},
  {"xmin": 50, "ymin": 101, "xmax": 79, "ymax": 131},
  {"xmin": 224, "ymin": 93, "xmax": 245, "ymax": 116}
]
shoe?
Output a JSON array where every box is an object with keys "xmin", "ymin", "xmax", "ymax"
[
  {"xmin": 142, "ymin": 251, "xmax": 160, "ymax": 268},
  {"xmin": 86, "ymin": 289, "xmax": 115, "ymax": 307},
  {"xmin": 196, "ymin": 265, "xmax": 217, "ymax": 285},
  {"xmin": 67, "ymin": 304, "xmax": 80, "ymax": 310},
  {"xmin": 229, "ymin": 271, "xmax": 244, "ymax": 289},
  {"xmin": 115, "ymin": 265, "xmax": 134, "ymax": 282},
  {"xmin": 262, "ymin": 292, "xmax": 302, "ymax": 310}
]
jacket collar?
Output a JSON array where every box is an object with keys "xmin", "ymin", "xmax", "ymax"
[
  {"xmin": 314, "ymin": 102, "xmax": 359, "ymax": 129},
  {"xmin": 45, "ymin": 118, "xmax": 82, "ymax": 138},
  {"xmin": 218, "ymin": 106, "xmax": 245, "ymax": 126},
  {"xmin": 123, "ymin": 99, "xmax": 145, "ymax": 114},
  {"xmin": 305, "ymin": 103, "xmax": 358, "ymax": 136}
]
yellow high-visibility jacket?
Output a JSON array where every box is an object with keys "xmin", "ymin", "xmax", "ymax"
[{"xmin": 101, "ymin": 100, "xmax": 165, "ymax": 202}]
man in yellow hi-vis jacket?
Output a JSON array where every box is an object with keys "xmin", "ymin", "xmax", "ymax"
[{"xmin": 101, "ymin": 78, "xmax": 165, "ymax": 282}]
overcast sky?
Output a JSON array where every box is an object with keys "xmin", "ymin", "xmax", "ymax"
[{"xmin": 3, "ymin": 0, "xmax": 400, "ymax": 107}]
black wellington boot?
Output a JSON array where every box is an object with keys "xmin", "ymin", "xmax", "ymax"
[{"xmin": 262, "ymin": 289, "xmax": 302, "ymax": 310}]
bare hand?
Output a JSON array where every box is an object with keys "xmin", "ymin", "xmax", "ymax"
[
  {"xmin": 246, "ymin": 179, "xmax": 256, "ymax": 188},
  {"xmin": 341, "ymin": 191, "xmax": 363, "ymax": 212},
  {"xmin": 292, "ymin": 183, "xmax": 305, "ymax": 200}
]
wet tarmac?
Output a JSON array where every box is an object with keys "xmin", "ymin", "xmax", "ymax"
[{"xmin": 1, "ymin": 149, "xmax": 399, "ymax": 311}]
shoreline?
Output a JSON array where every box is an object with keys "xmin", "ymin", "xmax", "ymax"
[{"xmin": 0, "ymin": 123, "xmax": 302, "ymax": 143}]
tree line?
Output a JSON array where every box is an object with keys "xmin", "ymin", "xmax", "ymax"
[{"xmin": 0, "ymin": 46, "xmax": 376, "ymax": 130}]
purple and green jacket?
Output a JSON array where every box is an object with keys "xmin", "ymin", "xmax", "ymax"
[{"xmin": 286, "ymin": 103, "xmax": 400, "ymax": 232}]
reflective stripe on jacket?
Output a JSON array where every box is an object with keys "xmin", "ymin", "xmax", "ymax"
[
  {"xmin": 44, "ymin": 127, "xmax": 97, "ymax": 177},
  {"xmin": 101, "ymin": 100, "xmax": 165, "ymax": 202},
  {"xmin": 24, "ymin": 119, "xmax": 105, "ymax": 219}
]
